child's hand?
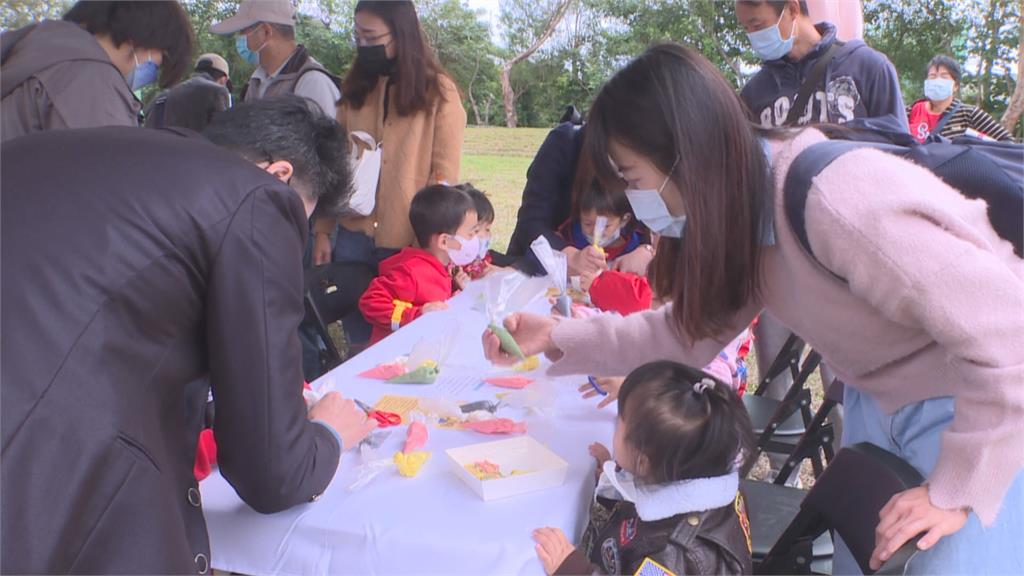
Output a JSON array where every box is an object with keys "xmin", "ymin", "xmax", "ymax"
[
  {"xmin": 533, "ymin": 527, "xmax": 575, "ymax": 575},
  {"xmin": 588, "ymin": 442, "xmax": 612, "ymax": 467},
  {"xmin": 578, "ymin": 269, "xmax": 600, "ymax": 292},
  {"xmin": 565, "ymin": 245, "xmax": 606, "ymax": 277},
  {"xmin": 577, "ymin": 377, "xmax": 623, "ymax": 409},
  {"xmin": 454, "ymin": 269, "xmax": 471, "ymax": 291},
  {"xmin": 482, "ymin": 263, "xmax": 504, "ymax": 277},
  {"xmin": 422, "ymin": 301, "xmax": 449, "ymax": 313}
]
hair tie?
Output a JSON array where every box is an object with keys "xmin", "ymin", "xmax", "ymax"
[{"xmin": 693, "ymin": 378, "xmax": 715, "ymax": 395}]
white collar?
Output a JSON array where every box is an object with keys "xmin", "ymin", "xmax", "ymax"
[{"xmin": 597, "ymin": 460, "xmax": 739, "ymax": 522}]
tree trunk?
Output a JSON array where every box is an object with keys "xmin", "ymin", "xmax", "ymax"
[
  {"xmin": 500, "ymin": 0, "xmax": 574, "ymax": 128},
  {"xmin": 468, "ymin": 55, "xmax": 483, "ymax": 126},
  {"xmin": 1000, "ymin": 9, "xmax": 1024, "ymax": 133}
]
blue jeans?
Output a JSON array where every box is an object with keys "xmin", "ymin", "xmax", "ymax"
[{"xmin": 833, "ymin": 387, "xmax": 1024, "ymax": 575}]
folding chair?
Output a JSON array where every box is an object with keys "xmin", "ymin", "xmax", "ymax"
[
  {"xmin": 746, "ymin": 442, "xmax": 925, "ymax": 575},
  {"xmin": 302, "ymin": 262, "xmax": 376, "ymax": 375},
  {"xmin": 744, "ymin": 334, "xmax": 839, "ymax": 484}
]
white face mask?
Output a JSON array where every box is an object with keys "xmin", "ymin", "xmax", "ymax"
[
  {"xmin": 624, "ymin": 159, "xmax": 685, "ymax": 238},
  {"xmin": 446, "ymin": 235, "xmax": 480, "ymax": 266},
  {"xmin": 477, "ymin": 235, "xmax": 491, "ymax": 259},
  {"xmin": 599, "ymin": 459, "xmax": 638, "ymax": 502}
]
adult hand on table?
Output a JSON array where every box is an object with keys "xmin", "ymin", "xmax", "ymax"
[
  {"xmin": 563, "ymin": 246, "xmax": 606, "ymax": 277},
  {"xmin": 533, "ymin": 527, "xmax": 576, "ymax": 576},
  {"xmin": 577, "ymin": 377, "xmax": 623, "ymax": 409},
  {"xmin": 482, "ymin": 313, "xmax": 560, "ymax": 366},
  {"xmin": 611, "ymin": 243, "xmax": 655, "ymax": 275},
  {"xmin": 312, "ymin": 232, "xmax": 332, "ymax": 266},
  {"xmin": 869, "ymin": 485, "xmax": 968, "ymax": 570},
  {"xmin": 308, "ymin": 392, "xmax": 378, "ymax": 451}
]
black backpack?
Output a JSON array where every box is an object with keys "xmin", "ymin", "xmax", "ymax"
[{"xmin": 784, "ymin": 126, "xmax": 1024, "ymax": 277}]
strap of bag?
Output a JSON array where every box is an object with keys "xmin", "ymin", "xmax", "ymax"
[
  {"xmin": 784, "ymin": 41, "xmax": 844, "ymax": 126},
  {"xmin": 782, "ymin": 140, "xmax": 904, "ymax": 279},
  {"xmin": 929, "ymin": 101, "xmax": 960, "ymax": 137}
]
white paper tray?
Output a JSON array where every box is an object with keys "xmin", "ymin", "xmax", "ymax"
[{"xmin": 445, "ymin": 436, "xmax": 569, "ymax": 501}]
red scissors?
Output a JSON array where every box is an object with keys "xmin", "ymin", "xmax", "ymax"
[{"xmin": 355, "ymin": 399, "xmax": 402, "ymax": 428}]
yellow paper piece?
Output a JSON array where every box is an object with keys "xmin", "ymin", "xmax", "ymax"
[
  {"xmin": 394, "ymin": 451, "xmax": 431, "ymax": 477},
  {"xmin": 373, "ymin": 395, "xmax": 420, "ymax": 424},
  {"xmin": 512, "ymin": 355, "xmax": 540, "ymax": 372}
]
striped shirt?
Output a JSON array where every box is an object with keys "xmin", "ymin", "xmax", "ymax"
[{"xmin": 907, "ymin": 99, "xmax": 1016, "ymax": 142}]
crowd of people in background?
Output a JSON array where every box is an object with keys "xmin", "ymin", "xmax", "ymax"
[{"xmin": 1, "ymin": 0, "xmax": 1021, "ymax": 574}]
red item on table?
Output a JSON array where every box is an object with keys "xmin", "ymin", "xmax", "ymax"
[
  {"xmin": 588, "ymin": 270, "xmax": 653, "ymax": 316},
  {"xmin": 359, "ymin": 363, "xmax": 407, "ymax": 380},
  {"xmin": 462, "ymin": 418, "xmax": 527, "ymax": 435},
  {"xmin": 403, "ymin": 421, "xmax": 429, "ymax": 454},
  {"xmin": 483, "ymin": 376, "xmax": 533, "ymax": 389}
]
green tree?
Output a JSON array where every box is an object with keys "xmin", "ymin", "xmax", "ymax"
[{"xmin": 1, "ymin": 0, "xmax": 71, "ymax": 31}]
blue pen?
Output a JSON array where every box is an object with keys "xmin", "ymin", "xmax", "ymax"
[{"xmin": 588, "ymin": 376, "xmax": 607, "ymax": 396}]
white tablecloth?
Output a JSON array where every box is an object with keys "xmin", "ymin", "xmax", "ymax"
[{"xmin": 200, "ymin": 276, "xmax": 616, "ymax": 575}]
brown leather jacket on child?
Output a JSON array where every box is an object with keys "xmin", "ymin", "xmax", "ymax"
[{"xmin": 555, "ymin": 492, "xmax": 753, "ymax": 575}]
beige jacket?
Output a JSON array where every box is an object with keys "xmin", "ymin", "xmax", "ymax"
[
  {"xmin": 314, "ymin": 73, "xmax": 466, "ymax": 249},
  {"xmin": 1, "ymin": 20, "xmax": 140, "ymax": 142}
]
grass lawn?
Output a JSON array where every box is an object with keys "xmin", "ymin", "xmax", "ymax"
[{"xmin": 459, "ymin": 126, "xmax": 550, "ymax": 253}]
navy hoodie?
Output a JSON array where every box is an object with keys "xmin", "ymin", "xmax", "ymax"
[{"xmin": 741, "ymin": 22, "xmax": 908, "ymax": 132}]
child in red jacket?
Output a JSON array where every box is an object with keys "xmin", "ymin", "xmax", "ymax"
[{"xmin": 359, "ymin": 185, "xmax": 479, "ymax": 345}]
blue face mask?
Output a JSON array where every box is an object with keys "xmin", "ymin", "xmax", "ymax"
[
  {"xmin": 235, "ymin": 33, "xmax": 264, "ymax": 66},
  {"xmin": 128, "ymin": 51, "xmax": 159, "ymax": 91},
  {"xmin": 924, "ymin": 78, "xmax": 954, "ymax": 102},
  {"xmin": 746, "ymin": 6, "xmax": 796, "ymax": 62},
  {"xmin": 624, "ymin": 160, "xmax": 686, "ymax": 238}
]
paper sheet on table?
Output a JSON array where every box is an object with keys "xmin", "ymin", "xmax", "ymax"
[{"xmin": 373, "ymin": 395, "xmax": 420, "ymax": 423}]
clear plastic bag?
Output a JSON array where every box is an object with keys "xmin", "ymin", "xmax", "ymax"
[{"xmin": 530, "ymin": 236, "xmax": 571, "ymax": 316}]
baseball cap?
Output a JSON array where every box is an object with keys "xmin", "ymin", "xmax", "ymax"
[
  {"xmin": 195, "ymin": 53, "xmax": 230, "ymax": 77},
  {"xmin": 210, "ymin": 0, "xmax": 295, "ymax": 35}
]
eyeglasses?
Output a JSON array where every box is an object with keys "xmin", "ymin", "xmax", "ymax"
[{"xmin": 352, "ymin": 31, "xmax": 391, "ymax": 47}]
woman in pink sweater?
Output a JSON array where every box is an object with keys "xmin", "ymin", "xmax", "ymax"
[{"xmin": 484, "ymin": 44, "xmax": 1023, "ymax": 574}]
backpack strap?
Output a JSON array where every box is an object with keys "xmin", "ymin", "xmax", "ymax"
[
  {"xmin": 929, "ymin": 101, "xmax": 960, "ymax": 139},
  {"xmin": 784, "ymin": 41, "xmax": 844, "ymax": 126},
  {"xmin": 782, "ymin": 140, "xmax": 903, "ymax": 279}
]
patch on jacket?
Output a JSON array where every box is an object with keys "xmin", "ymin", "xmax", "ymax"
[
  {"xmin": 601, "ymin": 537, "xmax": 620, "ymax": 574},
  {"xmin": 734, "ymin": 493, "xmax": 752, "ymax": 554},
  {"xmin": 620, "ymin": 517, "xmax": 638, "ymax": 546},
  {"xmin": 634, "ymin": 556, "xmax": 678, "ymax": 576}
]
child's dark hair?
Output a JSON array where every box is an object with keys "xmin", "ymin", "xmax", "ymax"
[
  {"xmin": 457, "ymin": 183, "xmax": 494, "ymax": 224},
  {"xmin": 577, "ymin": 185, "xmax": 632, "ymax": 219},
  {"xmin": 618, "ymin": 361, "xmax": 755, "ymax": 484},
  {"xmin": 409, "ymin": 185, "xmax": 475, "ymax": 247}
]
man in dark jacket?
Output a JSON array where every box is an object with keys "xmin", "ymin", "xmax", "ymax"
[
  {"xmin": 1, "ymin": 96, "xmax": 375, "ymax": 574},
  {"xmin": 145, "ymin": 53, "xmax": 233, "ymax": 131},
  {"xmin": 736, "ymin": 0, "xmax": 907, "ymax": 130}
]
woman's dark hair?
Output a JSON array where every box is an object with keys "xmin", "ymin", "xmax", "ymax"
[
  {"xmin": 586, "ymin": 43, "xmax": 773, "ymax": 342},
  {"xmin": 458, "ymin": 183, "xmax": 495, "ymax": 224},
  {"xmin": 409, "ymin": 185, "xmax": 475, "ymax": 247},
  {"xmin": 63, "ymin": 1, "xmax": 194, "ymax": 89},
  {"xmin": 926, "ymin": 54, "xmax": 962, "ymax": 86},
  {"xmin": 618, "ymin": 361, "xmax": 755, "ymax": 484},
  {"xmin": 203, "ymin": 96, "xmax": 353, "ymax": 218},
  {"xmin": 342, "ymin": 0, "xmax": 453, "ymax": 116}
]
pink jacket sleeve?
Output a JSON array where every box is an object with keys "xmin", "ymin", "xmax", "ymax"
[{"xmin": 547, "ymin": 301, "xmax": 761, "ymax": 379}]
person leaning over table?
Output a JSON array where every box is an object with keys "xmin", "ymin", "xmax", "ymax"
[
  {"xmin": 1, "ymin": 96, "xmax": 376, "ymax": 575},
  {"xmin": 1, "ymin": 0, "xmax": 193, "ymax": 142},
  {"xmin": 483, "ymin": 43, "xmax": 1024, "ymax": 575}
]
